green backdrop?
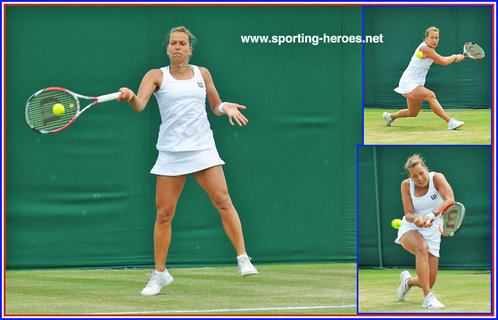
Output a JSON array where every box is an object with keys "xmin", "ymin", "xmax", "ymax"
[
  {"xmin": 363, "ymin": 6, "xmax": 492, "ymax": 109},
  {"xmin": 5, "ymin": 5, "xmax": 361, "ymax": 269},
  {"xmin": 358, "ymin": 146, "xmax": 491, "ymax": 270}
]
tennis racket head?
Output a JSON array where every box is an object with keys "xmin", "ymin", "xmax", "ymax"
[
  {"xmin": 25, "ymin": 87, "xmax": 81, "ymax": 134},
  {"xmin": 463, "ymin": 42, "xmax": 485, "ymax": 60},
  {"xmin": 438, "ymin": 202, "xmax": 466, "ymax": 237}
]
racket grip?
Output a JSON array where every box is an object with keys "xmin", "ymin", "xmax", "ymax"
[
  {"xmin": 426, "ymin": 212, "xmax": 436, "ymax": 221},
  {"xmin": 97, "ymin": 92, "xmax": 121, "ymax": 103}
]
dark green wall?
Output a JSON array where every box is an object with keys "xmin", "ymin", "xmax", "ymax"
[
  {"xmin": 358, "ymin": 146, "xmax": 491, "ymax": 269},
  {"xmin": 5, "ymin": 5, "xmax": 362, "ymax": 268},
  {"xmin": 364, "ymin": 6, "xmax": 492, "ymax": 109}
]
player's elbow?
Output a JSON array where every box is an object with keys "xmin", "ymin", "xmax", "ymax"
[
  {"xmin": 131, "ymin": 99, "xmax": 147, "ymax": 112},
  {"xmin": 134, "ymin": 105, "xmax": 146, "ymax": 113}
]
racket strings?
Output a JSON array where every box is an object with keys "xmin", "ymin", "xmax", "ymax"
[
  {"xmin": 442, "ymin": 207, "xmax": 464, "ymax": 236},
  {"xmin": 26, "ymin": 90, "xmax": 78, "ymax": 133},
  {"xmin": 464, "ymin": 43, "xmax": 485, "ymax": 59}
]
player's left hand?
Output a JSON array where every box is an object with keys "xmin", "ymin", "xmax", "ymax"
[
  {"xmin": 421, "ymin": 215, "xmax": 434, "ymax": 228},
  {"xmin": 224, "ymin": 103, "xmax": 248, "ymax": 126}
]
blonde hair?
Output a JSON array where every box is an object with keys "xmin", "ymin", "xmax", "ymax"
[
  {"xmin": 164, "ymin": 26, "xmax": 197, "ymax": 47},
  {"xmin": 425, "ymin": 26, "xmax": 439, "ymax": 37},
  {"xmin": 404, "ymin": 154, "xmax": 427, "ymax": 176}
]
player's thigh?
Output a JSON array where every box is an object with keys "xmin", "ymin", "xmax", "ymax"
[
  {"xmin": 155, "ymin": 174, "xmax": 187, "ymax": 210},
  {"xmin": 403, "ymin": 85, "xmax": 435, "ymax": 101},
  {"xmin": 399, "ymin": 230, "xmax": 429, "ymax": 255},
  {"xmin": 193, "ymin": 166, "xmax": 232, "ymax": 206}
]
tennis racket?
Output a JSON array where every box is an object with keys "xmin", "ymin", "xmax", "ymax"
[
  {"xmin": 25, "ymin": 87, "xmax": 121, "ymax": 134},
  {"xmin": 430, "ymin": 202, "xmax": 466, "ymax": 237},
  {"xmin": 463, "ymin": 42, "xmax": 485, "ymax": 60}
]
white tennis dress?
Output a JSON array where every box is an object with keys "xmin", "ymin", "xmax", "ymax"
[
  {"xmin": 150, "ymin": 65, "xmax": 224, "ymax": 176},
  {"xmin": 395, "ymin": 172, "xmax": 443, "ymax": 257},
  {"xmin": 394, "ymin": 42, "xmax": 434, "ymax": 94}
]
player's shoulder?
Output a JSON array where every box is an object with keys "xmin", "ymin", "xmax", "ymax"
[
  {"xmin": 144, "ymin": 68, "xmax": 163, "ymax": 81},
  {"xmin": 432, "ymin": 172, "xmax": 448, "ymax": 186},
  {"xmin": 143, "ymin": 68, "xmax": 163, "ymax": 79},
  {"xmin": 419, "ymin": 45, "xmax": 434, "ymax": 53},
  {"xmin": 197, "ymin": 66, "xmax": 210, "ymax": 75},
  {"xmin": 140, "ymin": 69, "xmax": 163, "ymax": 88},
  {"xmin": 432, "ymin": 172, "xmax": 446, "ymax": 180},
  {"xmin": 401, "ymin": 178, "xmax": 411, "ymax": 188},
  {"xmin": 197, "ymin": 66, "xmax": 213, "ymax": 82},
  {"xmin": 147, "ymin": 68, "xmax": 163, "ymax": 76}
]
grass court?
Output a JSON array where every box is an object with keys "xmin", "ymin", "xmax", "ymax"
[
  {"xmin": 358, "ymin": 268, "xmax": 492, "ymax": 314},
  {"xmin": 5, "ymin": 263, "xmax": 356, "ymax": 316},
  {"xmin": 364, "ymin": 108, "xmax": 491, "ymax": 145}
]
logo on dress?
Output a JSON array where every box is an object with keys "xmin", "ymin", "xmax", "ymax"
[
  {"xmin": 430, "ymin": 194, "xmax": 437, "ymax": 200},
  {"xmin": 197, "ymin": 82, "xmax": 204, "ymax": 88}
]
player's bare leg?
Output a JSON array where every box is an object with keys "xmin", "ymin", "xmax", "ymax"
[
  {"xmin": 154, "ymin": 175, "xmax": 187, "ymax": 271},
  {"xmin": 193, "ymin": 165, "xmax": 258, "ymax": 276},
  {"xmin": 141, "ymin": 175, "xmax": 186, "ymax": 296},
  {"xmin": 193, "ymin": 166, "xmax": 246, "ymax": 255},
  {"xmin": 399, "ymin": 230, "xmax": 431, "ymax": 296},
  {"xmin": 402, "ymin": 86, "xmax": 451, "ymax": 122},
  {"xmin": 390, "ymin": 98, "xmax": 423, "ymax": 120}
]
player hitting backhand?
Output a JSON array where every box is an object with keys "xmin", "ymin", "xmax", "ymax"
[
  {"xmin": 394, "ymin": 154, "xmax": 457, "ymax": 309},
  {"xmin": 383, "ymin": 26, "xmax": 465, "ymax": 130}
]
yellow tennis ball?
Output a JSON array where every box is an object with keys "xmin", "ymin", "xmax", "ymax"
[
  {"xmin": 391, "ymin": 219, "xmax": 402, "ymax": 229},
  {"xmin": 53, "ymin": 103, "xmax": 65, "ymax": 116},
  {"xmin": 416, "ymin": 51, "xmax": 423, "ymax": 58}
]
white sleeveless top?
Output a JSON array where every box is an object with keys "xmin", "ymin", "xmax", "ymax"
[
  {"xmin": 410, "ymin": 172, "xmax": 444, "ymax": 215},
  {"xmin": 395, "ymin": 172, "xmax": 443, "ymax": 255},
  {"xmin": 153, "ymin": 65, "xmax": 216, "ymax": 152},
  {"xmin": 394, "ymin": 42, "xmax": 434, "ymax": 94}
]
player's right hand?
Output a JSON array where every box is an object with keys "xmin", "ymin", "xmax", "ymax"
[{"xmin": 118, "ymin": 88, "xmax": 135, "ymax": 102}]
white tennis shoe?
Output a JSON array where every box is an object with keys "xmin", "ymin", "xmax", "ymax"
[
  {"xmin": 237, "ymin": 253, "xmax": 258, "ymax": 277},
  {"xmin": 383, "ymin": 112, "xmax": 393, "ymax": 126},
  {"xmin": 422, "ymin": 292, "xmax": 445, "ymax": 309},
  {"xmin": 140, "ymin": 269, "xmax": 174, "ymax": 296},
  {"xmin": 397, "ymin": 270, "xmax": 412, "ymax": 301},
  {"xmin": 448, "ymin": 117, "xmax": 464, "ymax": 130}
]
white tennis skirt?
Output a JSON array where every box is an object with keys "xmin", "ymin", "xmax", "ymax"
[
  {"xmin": 394, "ymin": 217, "xmax": 442, "ymax": 257},
  {"xmin": 150, "ymin": 146, "xmax": 225, "ymax": 176},
  {"xmin": 394, "ymin": 78, "xmax": 425, "ymax": 95}
]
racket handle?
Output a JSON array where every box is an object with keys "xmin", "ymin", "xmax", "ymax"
[
  {"xmin": 426, "ymin": 212, "xmax": 436, "ymax": 222},
  {"xmin": 97, "ymin": 92, "xmax": 121, "ymax": 103}
]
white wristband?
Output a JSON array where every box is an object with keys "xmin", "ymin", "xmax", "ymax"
[
  {"xmin": 218, "ymin": 102, "xmax": 227, "ymax": 114},
  {"xmin": 426, "ymin": 212, "xmax": 435, "ymax": 221}
]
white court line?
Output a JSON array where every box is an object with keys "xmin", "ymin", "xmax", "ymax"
[{"xmin": 86, "ymin": 305, "xmax": 356, "ymax": 315}]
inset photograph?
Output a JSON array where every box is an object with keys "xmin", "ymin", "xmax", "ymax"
[
  {"xmin": 363, "ymin": 6, "xmax": 492, "ymax": 145},
  {"xmin": 357, "ymin": 146, "xmax": 492, "ymax": 314}
]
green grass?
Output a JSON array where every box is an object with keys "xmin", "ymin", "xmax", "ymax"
[
  {"xmin": 364, "ymin": 108, "xmax": 491, "ymax": 145},
  {"xmin": 358, "ymin": 268, "xmax": 491, "ymax": 314},
  {"xmin": 5, "ymin": 263, "xmax": 356, "ymax": 315}
]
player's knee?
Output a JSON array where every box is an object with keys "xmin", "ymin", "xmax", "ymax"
[
  {"xmin": 156, "ymin": 206, "xmax": 175, "ymax": 225},
  {"xmin": 426, "ymin": 90, "xmax": 437, "ymax": 102},
  {"xmin": 414, "ymin": 242, "xmax": 430, "ymax": 256},
  {"xmin": 212, "ymin": 193, "xmax": 233, "ymax": 212},
  {"xmin": 407, "ymin": 109, "xmax": 420, "ymax": 117}
]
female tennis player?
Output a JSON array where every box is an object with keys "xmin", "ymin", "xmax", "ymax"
[
  {"xmin": 118, "ymin": 26, "xmax": 257, "ymax": 296},
  {"xmin": 383, "ymin": 26, "xmax": 465, "ymax": 130},
  {"xmin": 394, "ymin": 154, "xmax": 456, "ymax": 309}
]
